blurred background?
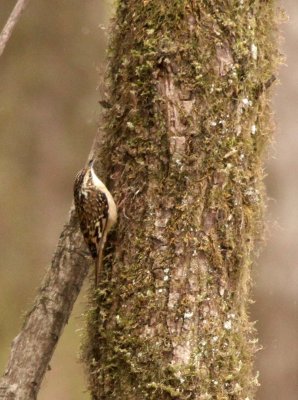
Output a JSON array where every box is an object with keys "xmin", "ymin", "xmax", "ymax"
[{"xmin": 0, "ymin": 0, "xmax": 296, "ymax": 399}]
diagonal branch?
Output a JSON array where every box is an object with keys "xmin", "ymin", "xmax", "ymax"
[
  {"xmin": 0, "ymin": 0, "xmax": 30, "ymax": 58},
  {"xmin": 0, "ymin": 132, "xmax": 103, "ymax": 399},
  {"xmin": 0, "ymin": 208, "xmax": 91, "ymax": 400}
]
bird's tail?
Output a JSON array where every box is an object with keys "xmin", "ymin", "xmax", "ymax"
[
  {"xmin": 95, "ymin": 247, "xmax": 103, "ymax": 287},
  {"xmin": 95, "ymin": 231, "xmax": 108, "ymax": 287},
  {"xmin": 94, "ymin": 228, "xmax": 109, "ymax": 287}
]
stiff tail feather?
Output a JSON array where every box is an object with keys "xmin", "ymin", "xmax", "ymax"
[
  {"xmin": 94, "ymin": 232, "xmax": 107, "ymax": 286},
  {"xmin": 95, "ymin": 247, "xmax": 103, "ymax": 287}
]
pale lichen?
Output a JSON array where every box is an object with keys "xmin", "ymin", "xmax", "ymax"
[{"xmin": 82, "ymin": 0, "xmax": 280, "ymax": 399}]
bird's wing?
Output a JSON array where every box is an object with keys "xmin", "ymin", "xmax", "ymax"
[{"xmin": 79, "ymin": 190, "xmax": 109, "ymax": 258}]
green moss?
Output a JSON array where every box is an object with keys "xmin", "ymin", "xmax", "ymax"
[{"xmin": 82, "ymin": 0, "xmax": 279, "ymax": 399}]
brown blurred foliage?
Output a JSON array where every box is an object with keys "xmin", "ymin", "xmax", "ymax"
[
  {"xmin": 0, "ymin": 0, "xmax": 297, "ymax": 399},
  {"xmin": 252, "ymin": 1, "xmax": 298, "ymax": 399},
  {"xmin": 0, "ymin": 1, "xmax": 110, "ymax": 399}
]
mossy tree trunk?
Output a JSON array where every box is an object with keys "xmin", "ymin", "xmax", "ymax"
[{"xmin": 84, "ymin": 1, "xmax": 278, "ymax": 399}]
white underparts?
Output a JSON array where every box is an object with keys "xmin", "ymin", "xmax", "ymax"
[{"xmin": 90, "ymin": 167, "xmax": 117, "ymax": 231}]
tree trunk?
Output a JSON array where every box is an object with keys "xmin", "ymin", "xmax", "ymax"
[{"xmin": 83, "ymin": 1, "xmax": 279, "ymax": 399}]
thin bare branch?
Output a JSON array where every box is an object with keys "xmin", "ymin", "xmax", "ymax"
[{"xmin": 0, "ymin": 0, "xmax": 30, "ymax": 58}]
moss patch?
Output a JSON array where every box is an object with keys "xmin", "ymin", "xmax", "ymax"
[{"xmin": 82, "ymin": 1, "xmax": 280, "ymax": 399}]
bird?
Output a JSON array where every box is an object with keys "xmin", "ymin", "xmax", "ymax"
[{"xmin": 73, "ymin": 159, "xmax": 117, "ymax": 286}]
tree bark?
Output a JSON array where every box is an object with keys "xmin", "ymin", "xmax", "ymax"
[
  {"xmin": 0, "ymin": 209, "xmax": 91, "ymax": 400},
  {"xmin": 83, "ymin": 1, "xmax": 278, "ymax": 399}
]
